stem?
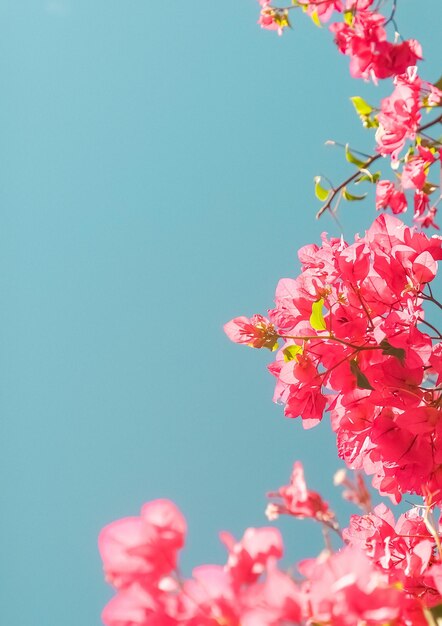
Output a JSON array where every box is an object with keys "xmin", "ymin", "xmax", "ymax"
[
  {"xmin": 279, "ymin": 333, "xmax": 377, "ymax": 352},
  {"xmin": 384, "ymin": 0, "xmax": 397, "ymax": 26},
  {"xmin": 326, "ymin": 140, "xmax": 373, "ymax": 159},
  {"xmin": 316, "ymin": 154, "xmax": 382, "ymax": 219},
  {"xmin": 418, "ymin": 317, "xmax": 442, "ymax": 340},
  {"xmin": 316, "ymin": 113, "xmax": 442, "ymax": 219},
  {"xmin": 420, "ymin": 294, "xmax": 442, "ymax": 311},
  {"xmin": 423, "ymin": 506, "xmax": 442, "ymax": 561}
]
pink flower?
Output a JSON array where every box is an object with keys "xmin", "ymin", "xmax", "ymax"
[
  {"xmin": 330, "ymin": 12, "xmax": 422, "ymax": 82},
  {"xmin": 267, "ymin": 461, "xmax": 335, "ymax": 523},
  {"xmin": 301, "ymin": 546, "xmax": 405, "ymax": 625},
  {"xmin": 376, "ymin": 67, "xmax": 422, "ymax": 160},
  {"xmin": 297, "ymin": 0, "xmax": 343, "ymax": 24},
  {"xmin": 220, "ymin": 527, "xmax": 283, "ymax": 586},
  {"xmin": 401, "ymin": 149, "xmax": 435, "ymax": 191},
  {"xmin": 257, "ymin": 3, "xmax": 290, "ymax": 36},
  {"xmin": 375, "ymin": 180, "xmax": 408, "ymax": 214},
  {"xmin": 402, "ymin": 159, "xmax": 427, "ymax": 191},
  {"xmin": 98, "ymin": 499, "xmax": 187, "ymax": 589},
  {"xmin": 225, "ymin": 214, "xmax": 442, "ymax": 504},
  {"xmin": 224, "ymin": 314, "xmax": 278, "ymax": 350},
  {"xmin": 101, "ymin": 583, "xmax": 179, "ymax": 626},
  {"xmin": 416, "ymin": 206, "xmax": 439, "ymax": 229},
  {"xmin": 334, "ymin": 469, "xmax": 372, "ymax": 512}
]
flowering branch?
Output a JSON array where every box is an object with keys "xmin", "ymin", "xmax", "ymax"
[
  {"xmin": 99, "ymin": 2, "xmax": 442, "ymax": 625},
  {"xmin": 316, "ymin": 111, "xmax": 442, "ymax": 219}
]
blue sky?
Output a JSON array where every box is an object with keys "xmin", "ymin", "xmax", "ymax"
[{"xmin": 1, "ymin": 1, "xmax": 442, "ymax": 624}]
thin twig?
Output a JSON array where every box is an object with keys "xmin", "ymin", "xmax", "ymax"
[{"xmin": 316, "ymin": 113, "xmax": 442, "ymax": 219}]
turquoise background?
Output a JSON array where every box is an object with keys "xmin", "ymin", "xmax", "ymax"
[{"xmin": 1, "ymin": 1, "xmax": 441, "ymax": 623}]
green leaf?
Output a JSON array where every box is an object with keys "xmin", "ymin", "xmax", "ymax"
[
  {"xmin": 314, "ymin": 176, "xmax": 330, "ymax": 202},
  {"xmin": 274, "ymin": 9, "xmax": 290, "ymax": 29},
  {"xmin": 342, "ymin": 187, "xmax": 367, "ymax": 202},
  {"xmin": 345, "ymin": 144, "xmax": 368, "ymax": 168},
  {"xmin": 379, "ymin": 339, "xmax": 406, "ymax": 363},
  {"xmin": 343, "ymin": 10, "xmax": 354, "ymax": 26},
  {"xmin": 310, "ymin": 299, "xmax": 327, "ymax": 331},
  {"xmin": 283, "ymin": 345, "xmax": 303, "ymax": 362},
  {"xmin": 350, "ymin": 360, "xmax": 374, "ymax": 391},
  {"xmin": 355, "ymin": 170, "xmax": 381, "ymax": 185},
  {"xmin": 363, "ymin": 116, "xmax": 379, "ymax": 129},
  {"xmin": 423, "ymin": 181, "xmax": 439, "ymax": 195},
  {"xmin": 434, "ymin": 75, "xmax": 442, "ymax": 92},
  {"xmin": 310, "ymin": 9, "xmax": 322, "ymax": 27},
  {"xmin": 424, "ymin": 604, "xmax": 442, "ymax": 626},
  {"xmin": 350, "ymin": 96, "xmax": 373, "ymax": 116}
]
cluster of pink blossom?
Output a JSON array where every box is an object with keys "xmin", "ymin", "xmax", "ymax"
[
  {"xmin": 225, "ymin": 214, "xmax": 442, "ymax": 504},
  {"xmin": 99, "ymin": 497, "xmax": 298, "ymax": 625},
  {"xmin": 374, "ymin": 67, "xmax": 442, "ymax": 228},
  {"xmin": 257, "ymin": 0, "xmax": 421, "ymax": 83},
  {"xmin": 257, "ymin": 0, "xmax": 442, "ymax": 228},
  {"xmin": 99, "ymin": 469, "xmax": 442, "ymax": 625},
  {"xmin": 330, "ymin": 9, "xmax": 421, "ymax": 82},
  {"xmin": 99, "ymin": 2, "xmax": 442, "ymax": 625},
  {"xmin": 266, "ymin": 461, "xmax": 336, "ymax": 525}
]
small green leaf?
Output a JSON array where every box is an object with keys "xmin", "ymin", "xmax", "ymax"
[
  {"xmin": 350, "ymin": 96, "xmax": 373, "ymax": 117},
  {"xmin": 345, "ymin": 144, "xmax": 368, "ymax": 169},
  {"xmin": 424, "ymin": 604, "xmax": 442, "ymax": 626},
  {"xmin": 283, "ymin": 345, "xmax": 303, "ymax": 362},
  {"xmin": 343, "ymin": 10, "xmax": 354, "ymax": 26},
  {"xmin": 310, "ymin": 298, "xmax": 327, "ymax": 331},
  {"xmin": 310, "ymin": 9, "xmax": 322, "ymax": 27},
  {"xmin": 434, "ymin": 75, "xmax": 442, "ymax": 91},
  {"xmin": 342, "ymin": 187, "xmax": 367, "ymax": 202},
  {"xmin": 363, "ymin": 116, "xmax": 379, "ymax": 129},
  {"xmin": 314, "ymin": 176, "xmax": 330, "ymax": 202},
  {"xmin": 274, "ymin": 9, "xmax": 290, "ymax": 29},
  {"xmin": 379, "ymin": 339, "xmax": 406, "ymax": 363},
  {"xmin": 423, "ymin": 181, "xmax": 439, "ymax": 195},
  {"xmin": 355, "ymin": 170, "xmax": 381, "ymax": 185},
  {"xmin": 350, "ymin": 360, "xmax": 374, "ymax": 391}
]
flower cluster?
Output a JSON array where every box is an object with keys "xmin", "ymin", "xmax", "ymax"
[
  {"xmin": 99, "ymin": 489, "xmax": 442, "ymax": 625},
  {"xmin": 99, "ymin": 2, "xmax": 442, "ymax": 625},
  {"xmin": 225, "ymin": 214, "xmax": 442, "ymax": 504},
  {"xmin": 373, "ymin": 68, "xmax": 442, "ymax": 228},
  {"xmin": 256, "ymin": 0, "xmax": 442, "ymax": 228},
  {"xmin": 99, "ymin": 497, "xmax": 300, "ymax": 625},
  {"xmin": 330, "ymin": 9, "xmax": 421, "ymax": 82},
  {"xmin": 100, "ymin": 463, "xmax": 442, "ymax": 626},
  {"xmin": 257, "ymin": 0, "xmax": 421, "ymax": 83},
  {"xmin": 266, "ymin": 461, "xmax": 336, "ymax": 525}
]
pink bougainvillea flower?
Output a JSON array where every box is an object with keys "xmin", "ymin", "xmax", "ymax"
[
  {"xmin": 375, "ymin": 180, "xmax": 407, "ymax": 214},
  {"xmin": 220, "ymin": 526, "xmax": 283, "ymax": 586},
  {"xmin": 376, "ymin": 67, "xmax": 422, "ymax": 160},
  {"xmin": 334, "ymin": 469, "xmax": 372, "ymax": 513},
  {"xmin": 300, "ymin": 546, "xmax": 406, "ymax": 625},
  {"xmin": 257, "ymin": 1, "xmax": 290, "ymax": 36},
  {"xmin": 101, "ymin": 583, "xmax": 179, "ymax": 626},
  {"xmin": 266, "ymin": 461, "xmax": 335, "ymax": 523},
  {"xmin": 330, "ymin": 11, "xmax": 422, "ymax": 82},
  {"xmin": 297, "ymin": 0, "xmax": 343, "ymax": 24},
  {"xmin": 401, "ymin": 147, "xmax": 436, "ymax": 191},
  {"xmin": 226, "ymin": 213, "xmax": 442, "ymax": 504},
  {"xmin": 416, "ymin": 206, "xmax": 439, "ymax": 230},
  {"xmin": 224, "ymin": 314, "xmax": 278, "ymax": 350},
  {"xmin": 98, "ymin": 499, "xmax": 187, "ymax": 589}
]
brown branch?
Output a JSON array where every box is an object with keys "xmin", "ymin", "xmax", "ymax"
[
  {"xmin": 316, "ymin": 112, "xmax": 442, "ymax": 220},
  {"xmin": 316, "ymin": 154, "xmax": 381, "ymax": 219}
]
